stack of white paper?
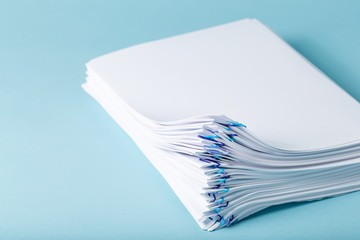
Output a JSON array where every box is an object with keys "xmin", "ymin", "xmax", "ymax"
[{"xmin": 82, "ymin": 19, "xmax": 360, "ymax": 231}]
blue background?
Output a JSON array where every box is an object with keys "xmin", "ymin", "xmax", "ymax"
[{"xmin": 1, "ymin": 0, "xmax": 360, "ymax": 239}]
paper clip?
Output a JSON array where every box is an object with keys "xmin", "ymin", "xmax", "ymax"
[{"xmin": 217, "ymin": 197, "xmax": 224, "ymax": 204}]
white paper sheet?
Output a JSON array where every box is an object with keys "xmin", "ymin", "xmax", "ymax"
[{"xmin": 82, "ymin": 18, "xmax": 360, "ymax": 231}]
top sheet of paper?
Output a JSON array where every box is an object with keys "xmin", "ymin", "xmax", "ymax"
[{"xmin": 87, "ymin": 18, "xmax": 360, "ymax": 150}]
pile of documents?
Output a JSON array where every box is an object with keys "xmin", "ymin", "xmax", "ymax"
[{"xmin": 82, "ymin": 19, "xmax": 360, "ymax": 231}]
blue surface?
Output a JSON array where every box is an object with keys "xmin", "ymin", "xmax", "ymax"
[{"xmin": 1, "ymin": 0, "xmax": 360, "ymax": 239}]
